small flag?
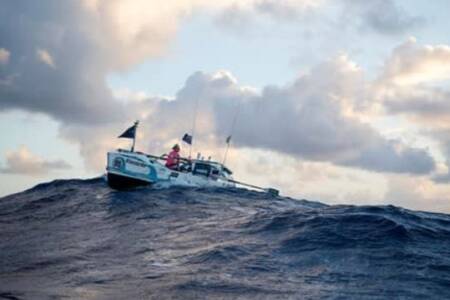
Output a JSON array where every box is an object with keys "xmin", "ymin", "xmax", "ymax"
[
  {"xmin": 182, "ymin": 133, "xmax": 193, "ymax": 145},
  {"xmin": 226, "ymin": 135, "xmax": 232, "ymax": 144},
  {"xmin": 118, "ymin": 122, "xmax": 138, "ymax": 139}
]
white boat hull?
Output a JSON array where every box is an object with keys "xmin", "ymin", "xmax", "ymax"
[{"xmin": 106, "ymin": 150, "xmax": 235, "ymax": 190}]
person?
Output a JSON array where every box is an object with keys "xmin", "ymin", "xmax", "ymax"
[{"xmin": 165, "ymin": 144, "xmax": 181, "ymax": 170}]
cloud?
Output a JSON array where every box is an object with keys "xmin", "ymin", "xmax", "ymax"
[
  {"xmin": 36, "ymin": 49, "xmax": 56, "ymax": 68},
  {"xmin": 0, "ymin": 0, "xmax": 224, "ymax": 124},
  {"xmin": 0, "ymin": 1, "xmax": 128, "ymax": 124},
  {"xmin": 0, "ymin": 146, "xmax": 71, "ymax": 175},
  {"xmin": 374, "ymin": 39, "xmax": 450, "ymax": 182},
  {"xmin": 253, "ymin": 0, "xmax": 321, "ymax": 20},
  {"xmin": 215, "ymin": 4, "xmax": 257, "ymax": 33},
  {"xmin": 380, "ymin": 37, "xmax": 450, "ymax": 85},
  {"xmin": 383, "ymin": 87, "xmax": 450, "ymax": 125},
  {"xmin": 212, "ymin": 64, "xmax": 434, "ymax": 174},
  {"xmin": 214, "ymin": 0, "xmax": 324, "ymax": 34},
  {"xmin": 426, "ymin": 130, "xmax": 450, "ymax": 183},
  {"xmin": 376, "ymin": 39, "xmax": 450, "ymax": 122},
  {"xmin": 342, "ymin": 0, "xmax": 424, "ymax": 35},
  {"xmin": 383, "ymin": 88, "xmax": 450, "ymax": 182},
  {"xmin": 215, "ymin": 0, "xmax": 422, "ymax": 37},
  {"xmin": 0, "ymin": 48, "xmax": 10, "ymax": 65}
]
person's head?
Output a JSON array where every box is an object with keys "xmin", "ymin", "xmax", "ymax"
[{"xmin": 173, "ymin": 144, "xmax": 180, "ymax": 152}]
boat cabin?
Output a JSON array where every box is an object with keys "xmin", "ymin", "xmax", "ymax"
[{"xmin": 190, "ymin": 160, "xmax": 233, "ymax": 180}]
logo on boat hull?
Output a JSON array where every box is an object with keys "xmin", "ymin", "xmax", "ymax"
[{"xmin": 113, "ymin": 157, "xmax": 125, "ymax": 169}]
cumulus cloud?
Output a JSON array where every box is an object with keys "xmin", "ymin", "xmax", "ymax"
[
  {"xmin": 0, "ymin": 48, "xmax": 10, "ymax": 65},
  {"xmin": 427, "ymin": 130, "xmax": 450, "ymax": 183},
  {"xmin": 212, "ymin": 65, "xmax": 434, "ymax": 174},
  {"xmin": 383, "ymin": 87, "xmax": 450, "ymax": 126},
  {"xmin": 377, "ymin": 39, "xmax": 450, "ymax": 127},
  {"xmin": 380, "ymin": 37, "xmax": 450, "ymax": 85},
  {"xmin": 0, "ymin": 1, "xmax": 128, "ymax": 124},
  {"xmin": 374, "ymin": 38, "xmax": 450, "ymax": 182},
  {"xmin": 0, "ymin": 0, "xmax": 234, "ymax": 124},
  {"xmin": 0, "ymin": 146, "xmax": 71, "ymax": 175},
  {"xmin": 385, "ymin": 97, "xmax": 450, "ymax": 183}
]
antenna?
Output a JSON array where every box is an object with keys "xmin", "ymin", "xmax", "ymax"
[
  {"xmin": 131, "ymin": 120, "xmax": 139, "ymax": 152},
  {"xmin": 222, "ymin": 100, "xmax": 241, "ymax": 165},
  {"xmin": 222, "ymin": 138, "xmax": 231, "ymax": 165},
  {"xmin": 190, "ymin": 98, "xmax": 200, "ymax": 158}
]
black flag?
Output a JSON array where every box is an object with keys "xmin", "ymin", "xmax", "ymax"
[
  {"xmin": 118, "ymin": 122, "xmax": 137, "ymax": 139},
  {"xmin": 182, "ymin": 133, "xmax": 193, "ymax": 145},
  {"xmin": 226, "ymin": 135, "xmax": 232, "ymax": 144}
]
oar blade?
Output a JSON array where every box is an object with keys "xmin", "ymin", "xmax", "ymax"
[{"xmin": 266, "ymin": 188, "xmax": 279, "ymax": 196}]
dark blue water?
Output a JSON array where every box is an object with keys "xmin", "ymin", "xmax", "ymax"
[{"xmin": 1, "ymin": 178, "xmax": 450, "ymax": 299}]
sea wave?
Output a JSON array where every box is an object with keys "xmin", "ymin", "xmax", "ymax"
[{"xmin": 0, "ymin": 178, "xmax": 449, "ymax": 299}]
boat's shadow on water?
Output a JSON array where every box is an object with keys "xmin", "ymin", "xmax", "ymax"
[{"xmin": 1, "ymin": 178, "xmax": 450, "ymax": 299}]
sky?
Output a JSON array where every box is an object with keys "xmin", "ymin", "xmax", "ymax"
[{"xmin": 1, "ymin": 0, "xmax": 450, "ymax": 213}]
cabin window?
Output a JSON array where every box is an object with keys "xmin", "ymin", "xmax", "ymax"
[
  {"xmin": 210, "ymin": 168, "xmax": 220, "ymax": 180},
  {"xmin": 193, "ymin": 163, "xmax": 211, "ymax": 177}
]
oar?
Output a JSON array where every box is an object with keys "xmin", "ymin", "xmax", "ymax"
[
  {"xmin": 145, "ymin": 153, "xmax": 190, "ymax": 163},
  {"xmin": 226, "ymin": 179, "xmax": 279, "ymax": 196}
]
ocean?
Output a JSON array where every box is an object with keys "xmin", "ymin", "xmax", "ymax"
[{"xmin": 1, "ymin": 178, "xmax": 449, "ymax": 299}]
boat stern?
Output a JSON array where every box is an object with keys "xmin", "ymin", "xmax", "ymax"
[{"xmin": 106, "ymin": 150, "xmax": 158, "ymax": 189}]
